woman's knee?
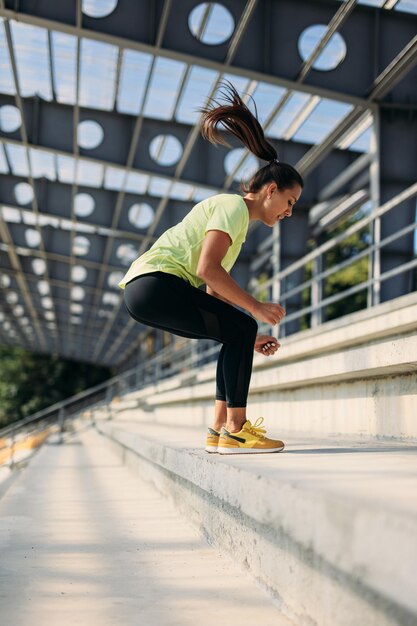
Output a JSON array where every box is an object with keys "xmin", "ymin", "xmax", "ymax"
[{"xmin": 225, "ymin": 313, "xmax": 258, "ymax": 343}]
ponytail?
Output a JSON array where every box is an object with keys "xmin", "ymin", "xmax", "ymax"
[{"xmin": 199, "ymin": 80, "xmax": 303, "ymax": 194}]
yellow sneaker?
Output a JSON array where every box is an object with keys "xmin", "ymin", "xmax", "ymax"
[
  {"xmin": 217, "ymin": 417, "xmax": 285, "ymax": 454},
  {"xmin": 205, "ymin": 427, "xmax": 220, "ymax": 453}
]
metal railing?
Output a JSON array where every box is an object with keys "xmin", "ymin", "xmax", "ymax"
[{"xmin": 249, "ymin": 181, "xmax": 417, "ymax": 336}]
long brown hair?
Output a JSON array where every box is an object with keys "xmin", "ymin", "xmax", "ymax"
[{"xmin": 199, "ymin": 80, "xmax": 303, "ymax": 194}]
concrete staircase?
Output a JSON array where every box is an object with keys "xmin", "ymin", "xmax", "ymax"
[{"xmin": 87, "ymin": 291, "xmax": 417, "ymax": 626}]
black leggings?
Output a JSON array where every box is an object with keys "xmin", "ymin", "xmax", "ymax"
[{"xmin": 123, "ymin": 271, "xmax": 258, "ymax": 408}]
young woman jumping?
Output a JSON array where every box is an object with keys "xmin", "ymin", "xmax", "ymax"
[{"xmin": 119, "ymin": 81, "xmax": 303, "ymax": 454}]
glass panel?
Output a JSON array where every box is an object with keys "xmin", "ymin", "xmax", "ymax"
[
  {"xmin": 104, "ymin": 165, "xmax": 125, "ymax": 191},
  {"xmin": 175, "ymin": 65, "xmax": 219, "ymax": 124},
  {"xmin": 250, "ymin": 82, "xmax": 287, "ymax": 127},
  {"xmin": 169, "ymin": 181, "xmax": 194, "ymax": 200},
  {"xmin": 4, "ymin": 143, "xmax": 30, "ymax": 177},
  {"xmin": 0, "ymin": 19, "xmax": 15, "ymax": 95},
  {"xmin": 117, "ymin": 48, "xmax": 153, "ymax": 115},
  {"xmin": 0, "ymin": 142, "xmax": 9, "ymax": 173},
  {"xmin": 125, "ymin": 171, "xmax": 149, "ymax": 194},
  {"xmin": 29, "ymin": 148, "xmax": 57, "ymax": 180},
  {"xmin": 293, "ymin": 98, "xmax": 353, "ymax": 144},
  {"xmin": 192, "ymin": 186, "xmax": 218, "ymax": 202},
  {"xmin": 348, "ymin": 127, "xmax": 371, "ymax": 153},
  {"xmin": 222, "ymin": 73, "xmax": 251, "ymax": 96},
  {"xmin": 395, "ymin": 0, "xmax": 417, "ymax": 13},
  {"xmin": 57, "ymin": 154, "xmax": 76, "ymax": 184},
  {"xmin": 10, "ymin": 21, "xmax": 52, "ymax": 100},
  {"xmin": 79, "ymin": 37, "xmax": 118, "ymax": 110},
  {"xmin": 76, "ymin": 159, "xmax": 104, "ymax": 187},
  {"xmin": 148, "ymin": 176, "xmax": 171, "ymax": 197},
  {"xmin": 51, "ymin": 31, "xmax": 77, "ymax": 105},
  {"xmin": 143, "ymin": 56, "xmax": 187, "ymax": 120},
  {"xmin": 268, "ymin": 91, "xmax": 312, "ymax": 138}
]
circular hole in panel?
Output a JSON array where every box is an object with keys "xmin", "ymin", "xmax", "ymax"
[
  {"xmin": 6, "ymin": 291, "xmax": 18, "ymax": 304},
  {"xmin": 224, "ymin": 148, "xmax": 259, "ymax": 182},
  {"xmin": 298, "ymin": 25, "xmax": 346, "ymax": 71},
  {"xmin": 32, "ymin": 259, "xmax": 46, "ymax": 275},
  {"xmin": 25, "ymin": 228, "xmax": 41, "ymax": 247},
  {"xmin": 72, "ymin": 266, "xmax": 87, "ymax": 282},
  {"xmin": 37, "ymin": 280, "xmax": 50, "ymax": 295},
  {"xmin": 108, "ymin": 272, "xmax": 124, "ymax": 289},
  {"xmin": 128, "ymin": 203, "xmax": 155, "ymax": 229},
  {"xmin": 116, "ymin": 243, "xmax": 137, "ymax": 266},
  {"xmin": 74, "ymin": 193, "xmax": 95, "ymax": 217},
  {"xmin": 188, "ymin": 2, "xmax": 234, "ymax": 45},
  {"xmin": 71, "ymin": 286, "xmax": 85, "ymax": 301},
  {"xmin": 44, "ymin": 311, "xmax": 55, "ymax": 321},
  {"xmin": 71, "ymin": 316, "xmax": 82, "ymax": 324},
  {"xmin": 41, "ymin": 297, "xmax": 53, "ymax": 309},
  {"xmin": 149, "ymin": 134, "xmax": 183, "ymax": 166},
  {"xmin": 77, "ymin": 120, "xmax": 104, "ymax": 150},
  {"xmin": 82, "ymin": 0, "xmax": 118, "ymax": 18},
  {"xmin": 14, "ymin": 305, "xmax": 24, "ymax": 316},
  {"xmin": 73, "ymin": 236, "xmax": 91, "ymax": 256},
  {"xmin": 102, "ymin": 292, "xmax": 119, "ymax": 306},
  {"xmin": 71, "ymin": 303, "xmax": 83, "ymax": 314},
  {"xmin": 14, "ymin": 182, "xmax": 34, "ymax": 205},
  {"xmin": 0, "ymin": 105, "xmax": 21, "ymax": 132},
  {"xmin": 0, "ymin": 274, "xmax": 11, "ymax": 288}
]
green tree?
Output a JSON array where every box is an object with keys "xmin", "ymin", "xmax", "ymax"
[
  {"xmin": 0, "ymin": 346, "xmax": 113, "ymax": 428},
  {"xmin": 301, "ymin": 211, "xmax": 370, "ymax": 328}
]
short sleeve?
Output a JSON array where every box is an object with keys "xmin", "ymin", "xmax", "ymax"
[{"xmin": 204, "ymin": 199, "xmax": 245, "ymax": 244}]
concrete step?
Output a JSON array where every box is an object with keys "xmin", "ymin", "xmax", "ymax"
[
  {"xmin": 107, "ymin": 292, "xmax": 417, "ymax": 441},
  {"xmin": 92, "ymin": 417, "xmax": 417, "ymax": 626},
  {"xmin": 0, "ymin": 423, "xmax": 295, "ymax": 626}
]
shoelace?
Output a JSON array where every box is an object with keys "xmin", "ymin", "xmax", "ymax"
[{"xmin": 246, "ymin": 416, "xmax": 267, "ymax": 439}]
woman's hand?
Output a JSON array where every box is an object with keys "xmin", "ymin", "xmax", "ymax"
[
  {"xmin": 251, "ymin": 301, "xmax": 286, "ymax": 326},
  {"xmin": 254, "ymin": 334, "xmax": 281, "ymax": 356}
]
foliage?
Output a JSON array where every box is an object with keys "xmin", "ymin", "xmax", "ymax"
[
  {"xmin": 0, "ymin": 346, "xmax": 112, "ymax": 428},
  {"xmin": 300, "ymin": 211, "xmax": 370, "ymax": 329}
]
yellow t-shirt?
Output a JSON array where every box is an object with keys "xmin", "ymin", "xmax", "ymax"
[{"xmin": 118, "ymin": 193, "xmax": 249, "ymax": 289}]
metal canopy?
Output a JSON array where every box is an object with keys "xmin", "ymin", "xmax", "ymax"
[{"xmin": 0, "ymin": 0, "xmax": 416, "ymax": 369}]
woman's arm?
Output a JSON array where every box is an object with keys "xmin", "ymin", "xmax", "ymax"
[
  {"xmin": 199, "ymin": 230, "xmax": 286, "ymax": 326},
  {"xmin": 206, "ymin": 284, "xmax": 235, "ymax": 307},
  {"xmin": 198, "ymin": 230, "xmax": 258, "ymax": 314}
]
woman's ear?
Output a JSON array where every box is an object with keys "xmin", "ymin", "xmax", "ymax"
[{"xmin": 268, "ymin": 183, "xmax": 277, "ymax": 196}]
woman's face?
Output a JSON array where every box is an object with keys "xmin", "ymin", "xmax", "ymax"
[{"xmin": 262, "ymin": 183, "xmax": 302, "ymax": 227}]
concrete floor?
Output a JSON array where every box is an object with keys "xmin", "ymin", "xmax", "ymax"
[{"xmin": 0, "ymin": 424, "xmax": 293, "ymax": 626}]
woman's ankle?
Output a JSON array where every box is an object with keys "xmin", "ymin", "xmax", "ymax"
[{"xmin": 226, "ymin": 409, "xmax": 247, "ymax": 433}]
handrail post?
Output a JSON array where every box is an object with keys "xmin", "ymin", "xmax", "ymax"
[
  {"xmin": 106, "ymin": 385, "xmax": 113, "ymax": 420},
  {"xmin": 272, "ymin": 221, "xmax": 281, "ymax": 337},
  {"xmin": 10, "ymin": 423, "xmax": 16, "ymax": 470},
  {"xmin": 369, "ymin": 108, "xmax": 381, "ymax": 307},
  {"xmin": 58, "ymin": 406, "xmax": 65, "ymax": 444},
  {"xmin": 311, "ymin": 253, "xmax": 323, "ymax": 328}
]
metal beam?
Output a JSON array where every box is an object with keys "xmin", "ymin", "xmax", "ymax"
[{"xmin": 0, "ymin": 6, "xmax": 371, "ymax": 107}]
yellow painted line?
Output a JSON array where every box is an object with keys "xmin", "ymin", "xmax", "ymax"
[{"xmin": 0, "ymin": 427, "xmax": 52, "ymax": 466}]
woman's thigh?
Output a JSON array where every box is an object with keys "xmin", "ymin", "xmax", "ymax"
[{"xmin": 123, "ymin": 272, "xmax": 257, "ymax": 342}]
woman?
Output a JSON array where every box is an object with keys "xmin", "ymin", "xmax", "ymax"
[{"xmin": 119, "ymin": 81, "xmax": 303, "ymax": 454}]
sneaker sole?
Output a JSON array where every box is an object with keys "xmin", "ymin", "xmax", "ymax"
[
  {"xmin": 205, "ymin": 446, "xmax": 218, "ymax": 453},
  {"xmin": 217, "ymin": 445, "xmax": 285, "ymax": 454}
]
